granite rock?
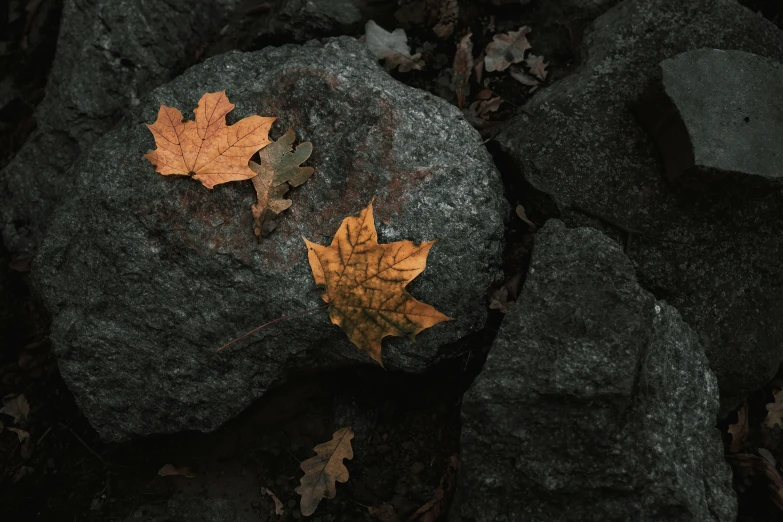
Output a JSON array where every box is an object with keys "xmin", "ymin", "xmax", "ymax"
[
  {"xmin": 208, "ymin": 0, "xmax": 395, "ymax": 56},
  {"xmin": 493, "ymin": 0, "xmax": 783, "ymax": 413},
  {"xmin": 636, "ymin": 48, "xmax": 783, "ymax": 183},
  {"xmin": 451, "ymin": 220, "xmax": 736, "ymax": 522},
  {"xmin": 31, "ymin": 37, "xmax": 507, "ymax": 441},
  {"xmin": 1, "ymin": 0, "xmax": 244, "ymax": 258}
]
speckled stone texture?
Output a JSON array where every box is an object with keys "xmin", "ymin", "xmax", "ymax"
[
  {"xmin": 451, "ymin": 220, "xmax": 736, "ymax": 522},
  {"xmin": 493, "ymin": 0, "xmax": 783, "ymax": 414},
  {"xmin": 31, "ymin": 37, "xmax": 508, "ymax": 441},
  {"xmin": 0, "ymin": 0, "xmax": 243, "ymax": 258}
]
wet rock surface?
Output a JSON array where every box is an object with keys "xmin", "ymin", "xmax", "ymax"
[
  {"xmin": 0, "ymin": 0, "xmax": 243, "ymax": 258},
  {"xmin": 636, "ymin": 48, "xmax": 783, "ymax": 183},
  {"xmin": 494, "ymin": 0, "xmax": 783, "ymax": 414},
  {"xmin": 31, "ymin": 37, "xmax": 507, "ymax": 441},
  {"xmin": 451, "ymin": 220, "xmax": 736, "ymax": 522}
]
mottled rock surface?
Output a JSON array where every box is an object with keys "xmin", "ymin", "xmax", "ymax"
[
  {"xmin": 451, "ymin": 220, "xmax": 736, "ymax": 522},
  {"xmin": 494, "ymin": 0, "xmax": 783, "ymax": 413},
  {"xmin": 0, "ymin": 0, "xmax": 243, "ymax": 258},
  {"xmin": 209, "ymin": 0, "xmax": 393, "ymax": 55},
  {"xmin": 127, "ymin": 494, "xmax": 256, "ymax": 522},
  {"xmin": 32, "ymin": 37, "xmax": 507, "ymax": 441},
  {"xmin": 636, "ymin": 48, "xmax": 783, "ymax": 182}
]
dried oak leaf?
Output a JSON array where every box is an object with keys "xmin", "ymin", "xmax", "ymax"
[
  {"xmin": 250, "ymin": 128, "xmax": 313, "ymax": 237},
  {"xmin": 303, "ymin": 200, "xmax": 453, "ymax": 366},
  {"xmin": 296, "ymin": 427, "xmax": 354, "ymax": 517},
  {"xmin": 462, "ymin": 96, "xmax": 502, "ymax": 132},
  {"xmin": 7, "ymin": 427, "xmax": 33, "ymax": 460},
  {"xmin": 365, "ymin": 20, "xmax": 424, "ymax": 72},
  {"xmin": 766, "ymin": 388, "xmax": 783, "ymax": 429},
  {"xmin": 263, "ymin": 487, "xmax": 285, "ymax": 516},
  {"xmin": 728, "ymin": 401, "xmax": 749, "ymax": 453},
  {"xmin": 509, "ymin": 65, "xmax": 540, "ymax": 90},
  {"xmin": 526, "ymin": 54, "xmax": 549, "ymax": 81},
  {"xmin": 0, "ymin": 393, "xmax": 29, "ymax": 424},
  {"xmin": 144, "ymin": 91, "xmax": 275, "ymax": 189},
  {"xmin": 453, "ymin": 32, "xmax": 473, "ymax": 108},
  {"xmin": 728, "ymin": 452, "xmax": 783, "ymax": 512},
  {"xmin": 432, "ymin": 0, "xmax": 458, "ymax": 39},
  {"xmin": 484, "ymin": 26, "xmax": 532, "ymax": 72}
]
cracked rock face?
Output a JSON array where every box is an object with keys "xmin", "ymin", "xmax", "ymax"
[
  {"xmin": 0, "ymin": 0, "xmax": 243, "ymax": 258},
  {"xmin": 31, "ymin": 37, "xmax": 507, "ymax": 441},
  {"xmin": 494, "ymin": 0, "xmax": 783, "ymax": 414},
  {"xmin": 451, "ymin": 220, "xmax": 736, "ymax": 522}
]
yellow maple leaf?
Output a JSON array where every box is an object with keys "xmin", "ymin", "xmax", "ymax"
[
  {"xmin": 296, "ymin": 427, "xmax": 354, "ymax": 517},
  {"xmin": 143, "ymin": 91, "xmax": 275, "ymax": 189},
  {"xmin": 303, "ymin": 200, "xmax": 453, "ymax": 366}
]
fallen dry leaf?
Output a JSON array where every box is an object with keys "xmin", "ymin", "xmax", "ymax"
[
  {"xmin": 728, "ymin": 402, "xmax": 749, "ymax": 452},
  {"xmin": 264, "ymin": 487, "xmax": 285, "ymax": 515},
  {"xmin": 489, "ymin": 286, "xmax": 514, "ymax": 313},
  {"xmin": 509, "ymin": 65, "xmax": 540, "ymax": 89},
  {"xmin": 409, "ymin": 454, "xmax": 459, "ymax": 521},
  {"xmin": 7, "ymin": 427, "xmax": 33, "ymax": 460},
  {"xmin": 525, "ymin": 54, "xmax": 548, "ymax": 81},
  {"xmin": 296, "ymin": 427, "xmax": 354, "ymax": 516},
  {"xmin": 462, "ymin": 97, "xmax": 503, "ymax": 132},
  {"xmin": 728, "ymin": 452, "xmax": 783, "ymax": 512},
  {"xmin": 303, "ymin": 200, "xmax": 453, "ymax": 366},
  {"xmin": 766, "ymin": 389, "xmax": 783, "ymax": 429},
  {"xmin": 365, "ymin": 21, "xmax": 423, "ymax": 72},
  {"xmin": 473, "ymin": 51, "xmax": 485, "ymax": 84},
  {"xmin": 484, "ymin": 26, "xmax": 532, "ymax": 72},
  {"xmin": 515, "ymin": 204, "xmax": 536, "ymax": 229},
  {"xmin": 432, "ymin": 0, "xmax": 458, "ymax": 39},
  {"xmin": 144, "ymin": 91, "xmax": 275, "ymax": 189},
  {"xmin": 1, "ymin": 393, "xmax": 29, "ymax": 424},
  {"xmin": 157, "ymin": 464, "xmax": 196, "ymax": 478},
  {"xmin": 7, "ymin": 427, "xmax": 29, "ymax": 443},
  {"xmin": 250, "ymin": 128, "xmax": 313, "ymax": 237},
  {"xmin": 453, "ymin": 32, "xmax": 473, "ymax": 108},
  {"xmin": 13, "ymin": 466, "xmax": 32, "ymax": 483},
  {"xmin": 367, "ymin": 502, "xmax": 400, "ymax": 521}
]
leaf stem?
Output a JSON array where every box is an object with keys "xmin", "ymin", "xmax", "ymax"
[{"xmin": 212, "ymin": 304, "xmax": 329, "ymax": 357}]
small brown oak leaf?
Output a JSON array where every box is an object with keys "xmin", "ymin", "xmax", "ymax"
[
  {"xmin": 484, "ymin": 26, "xmax": 532, "ymax": 72},
  {"xmin": 296, "ymin": 427, "xmax": 354, "ymax": 517},
  {"xmin": 250, "ymin": 127, "xmax": 313, "ymax": 237}
]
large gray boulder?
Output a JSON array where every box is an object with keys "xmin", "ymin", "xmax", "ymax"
[
  {"xmin": 636, "ymin": 48, "xmax": 783, "ymax": 183},
  {"xmin": 31, "ymin": 37, "xmax": 507, "ymax": 441},
  {"xmin": 0, "ymin": 0, "xmax": 243, "ymax": 258},
  {"xmin": 493, "ymin": 0, "xmax": 783, "ymax": 413},
  {"xmin": 451, "ymin": 220, "xmax": 736, "ymax": 522}
]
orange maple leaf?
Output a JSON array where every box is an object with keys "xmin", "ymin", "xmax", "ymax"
[
  {"xmin": 143, "ymin": 91, "xmax": 276, "ymax": 189},
  {"xmin": 303, "ymin": 200, "xmax": 453, "ymax": 366},
  {"xmin": 296, "ymin": 427, "xmax": 354, "ymax": 517}
]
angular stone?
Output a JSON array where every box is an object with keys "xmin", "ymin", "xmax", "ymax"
[
  {"xmin": 636, "ymin": 49, "xmax": 783, "ymax": 183},
  {"xmin": 0, "ymin": 0, "xmax": 243, "ymax": 258},
  {"xmin": 451, "ymin": 220, "xmax": 736, "ymax": 522},
  {"xmin": 493, "ymin": 0, "xmax": 783, "ymax": 414},
  {"xmin": 32, "ymin": 37, "xmax": 507, "ymax": 441},
  {"xmin": 208, "ymin": 0, "xmax": 384, "ymax": 55}
]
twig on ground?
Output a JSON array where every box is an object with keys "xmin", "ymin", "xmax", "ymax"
[{"xmin": 58, "ymin": 422, "xmax": 107, "ymax": 466}]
